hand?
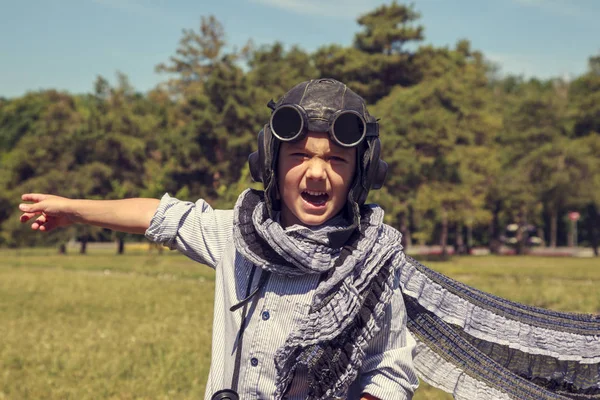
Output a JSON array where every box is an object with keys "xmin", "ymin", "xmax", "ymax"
[
  {"xmin": 19, "ymin": 193, "xmax": 78, "ymax": 232},
  {"xmin": 361, "ymin": 394, "xmax": 380, "ymax": 400}
]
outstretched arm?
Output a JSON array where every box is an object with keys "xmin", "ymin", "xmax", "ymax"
[{"xmin": 19, "ymin": 193, "xmax": 160, "ymax": 235}]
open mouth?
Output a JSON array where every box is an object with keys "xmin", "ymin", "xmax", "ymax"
[{"xmin": 301, "ymin": 190, "xmax": 329, "ymax": 206}]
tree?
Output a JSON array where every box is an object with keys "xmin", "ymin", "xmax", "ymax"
[
  {"xmin": 499, "ymin": 78, "xmax": 572, "ymax": 248},
  {"xmin": 519, "ymin": 135, "xmax": 600, "ymax": 249},
  {"xmin": 0, "ymin": 92, "xmax": 55, "ymax": 152},
  {"xmin": 246, "ymin": 42, "xmax": 318, "ymax": 99},
  {"xmin": 313, "ymin": 1, "xmax": 424, "ymax": 103},
  {"xmin": 156, "ymin": 15, "xmax": 251, "ymax": 98},
  {"xmin": 374, "ymin": 40, "xmax": 500, "ymax": 254},
  {"xmin": 0, "ymin": 91, "xmax": 86, "ymax": 249},
  {"xmin": 83, "ymin": 73, "xmax": 164, "ymax": 253},
  {"xmin": 570, "ymin": 54, "xmax": 600, "ymax": 137}
]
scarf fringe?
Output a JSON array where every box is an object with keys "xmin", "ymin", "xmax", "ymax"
[{"xmin": 403, "ymin": 256, "xmax": 600, "ymax": 399}]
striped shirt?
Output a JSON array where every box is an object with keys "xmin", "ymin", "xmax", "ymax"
[{"xmin": 145, "ymin": 194, "xmax": 419, "ymax": 400}]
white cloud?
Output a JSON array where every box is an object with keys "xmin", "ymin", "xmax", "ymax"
[
  {"xmin": 248, "ymin": 0, "xmax": 384, "ymax": 19},
  {"xmin": 510, "ymin": 0, "xmax": 588, "ymax": 18}
]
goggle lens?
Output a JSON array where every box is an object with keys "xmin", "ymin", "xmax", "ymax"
[
  {"xmin": 270, "ymin": 106, "xmax": 303, "ymax": 140},
  {"xmin": 332, "ymin": 112, "xmax": 365, "ymax": 147}
]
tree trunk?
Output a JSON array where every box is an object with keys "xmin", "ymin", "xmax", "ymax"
[
  {"xmin": 117, "ymin": 238, "xmax": 125, "ymax": 255},
  {"xmin": 588, "ymin": 204, "xmax": 599, "ymax": 256},
  {"xmin": 567, "ymin": 219, "xmax": 575, "ymax": 248},
  {"xmin": 80, "ymin": 237, "xmax": 88, "ymax": 254},
  {"xmin": 489, "ymin": 201, "xmax": 501, "ymax": 254},
  {"xmin": 399, "ymin": 212, "xmax": 412, "ymax": 250},
  {"xmin": 466, "ymin": 224, "xmax": 473, "ymax": 255},
  {"xmin": 440, "ymin": 208, "xmax": 448, "ymax": 257},
  {"xmin": 58, "ymin": 244, "xmax": 66, "ymax": 254},
  {"xmin": 537, "ymin": 227, "xmax": 545, "ymax": 246},
  {"xmin": 455, "ymin": 223, "xmax": 465, "ymax": 255},
  {"xmin": 516, "ymin": 206, "xmax": 528, "ymax": 255},
  {"xmin": 550, "ymin": 208, "xmax": 558, "ymax": 248}
]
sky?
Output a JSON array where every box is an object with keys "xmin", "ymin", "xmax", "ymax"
[{"xmin": 1, "ymin": 0, "xmax": 599, "ymax": 98}]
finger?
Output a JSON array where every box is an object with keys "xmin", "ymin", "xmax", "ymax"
[
  {"xmin": 21, "ymin": 193, "xmax": 48, "ymax": 202},
  {"xmin": 36, "ymin": 216, "xmax": 59, "ymax": 232},
  {"xmin": 19, "ymin": 202, "xmax": 45, "ymax": 214},
  {"xmin": 31, "ymin": 214, "xmax": 48, "ymax": 230},
  {"xmin": 20, "ymin": 212, "xmax": 38, "ymax": 223}
]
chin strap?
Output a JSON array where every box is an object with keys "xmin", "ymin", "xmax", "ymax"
[{"xmin": 327, "ymin": 224, "xmax": 356, "ymax": 249}]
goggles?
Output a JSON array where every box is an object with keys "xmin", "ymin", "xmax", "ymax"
[{"xmin": 268, "ymin": 101, "xmax": 378, "ymax": 148}]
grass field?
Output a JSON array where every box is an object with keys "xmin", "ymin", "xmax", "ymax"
[{"xmin": 1, "ymin": 247, "xmax": 599, "ymax": 399}]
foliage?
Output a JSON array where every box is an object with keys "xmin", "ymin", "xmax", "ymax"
[
  {"xmin": 1, "ymin": 3, "xmax": 599, "ymax": 254},
  {"xmin": 314, "ymin": 1, "xmax": 423, "ymax": 103}
]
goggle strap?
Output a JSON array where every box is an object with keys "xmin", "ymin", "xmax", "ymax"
[
  {"xmin": 267, "ymin": 99, "xmax": 277, "ymax": 111},
  {"xmin": 365, "ymin": 122, "xmax": 379, "ymax": 137}
]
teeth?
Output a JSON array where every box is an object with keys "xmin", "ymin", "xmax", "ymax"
[{"xmin": 304, "ymin": 190, "xmax": 327, "ymax": 196}]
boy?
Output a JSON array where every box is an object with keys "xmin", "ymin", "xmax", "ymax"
[{"xmin": 19, "ymin": 78, "xmax": 419, "ymax": 399}]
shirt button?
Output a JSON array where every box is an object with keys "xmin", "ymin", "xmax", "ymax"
[
  {"xmin": 251, "ymin": 357, "xmax": 259, "ymax": 367},
  {"xmin": 262, "ymin": 311, "xmax": 270, "ymax": 320}
]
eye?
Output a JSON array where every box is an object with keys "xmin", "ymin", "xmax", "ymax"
[
  {"xmin": 329, "ymin": 156, "xmax": 348, "ymax": 163},
  {"xmin": 291, "ymin": 152, "xmax": 310, "ymax": 159}
]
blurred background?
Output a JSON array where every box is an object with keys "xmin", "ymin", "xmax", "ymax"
[
  {"xmin": 1, "ymin": 0, "xmax": 599, "ymax": 255},
  {"xmin": 1, "ymin": 1, "xmax": 599, "ymax": 399}
]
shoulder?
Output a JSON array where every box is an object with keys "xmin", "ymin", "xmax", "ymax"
[
  {"xmin": 357, "ymin": 203, "xmax": 404, "ymax": 251},
  {"xmin": 364, "ymin": 204, "xmax": 403, "ymax": 246},
  {"xmin": 381, "ymin": 224, "xmax": 402, "ymax": 246},
  {"xmin": 156, "ymin": 193, "xmax": 234, "ymax": 224}
]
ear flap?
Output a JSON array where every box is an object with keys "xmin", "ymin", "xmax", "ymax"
[
  {"xmin": 350, "ymin": 138, "xmax": 388, "ymax": 207},
  {"xmin": 248, "ymin": 126, "xmax": 271, "ymax": 183},
  {"xmin": 372, "ymin": 159, "xmax": 388, "ymax": 190},
  {"xmin": 248, "ymin": 125, "xmax": 281, "ymax": 216},
  {"xmin": 248, "ymin": 151, "xmax": 262, "ymax": 183},
  {"xmin": 249, "ymin": 130, "xmax": 264, "ymax": 183},
  {"xmin": 366, "ymin": 138, "xmax": 388, "ymax": 190}
]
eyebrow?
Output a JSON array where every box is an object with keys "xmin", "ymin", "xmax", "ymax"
[
  {"xmin": 285, "ymin": 143, "xmax": 352, "ymax": 156},
  {"xmin": 286, "ymin": 141, "xmax": 305, "ymax": 150},
  {"xmin": 326, "ymin": 144, "xmax": 355, "ymax": 157},
  {"xmin": 295, "ymin": 144, "xmax": 354, "ymax": 161}
]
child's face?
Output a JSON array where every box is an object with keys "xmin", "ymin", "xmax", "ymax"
[{"xmin": 277, "ymin": 132, "xmax": 356, "ymax": 228}]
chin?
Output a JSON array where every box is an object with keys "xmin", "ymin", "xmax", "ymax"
[
  {"xmin": 298, "ymin": 216, "xmax": 329, "ymax": 226},
  {"xmin": 284, "ymin": 210, "xmax": 331, "ymax": 227},
  {"xmin": 294, "ymin": 206, "xmax": 340, "ymax": 226},
  {"xmin": 281, "ymin": 200, "xmax": 343, "ymax": 228}
]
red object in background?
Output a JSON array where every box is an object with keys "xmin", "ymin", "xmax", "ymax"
[{"xmin": 568, "ymin": 211, "xmax": 581, "ymax": 221}]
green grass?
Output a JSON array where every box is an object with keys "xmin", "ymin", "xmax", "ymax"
[
  {"xmin": 0, "ymin": 248, "xmax": 598, "ymax": 399},
  {"xmin": 0, "ymin": 248, "xmax": 213, "ymax": 400}
]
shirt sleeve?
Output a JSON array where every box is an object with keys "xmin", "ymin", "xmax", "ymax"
[
  {"xmin": 358, "ymin": 270, "xmax": 420, "ymax": 400},
  {"xmin": 144, "ymin": 193, "xmax": 234, "ymax": 269}
]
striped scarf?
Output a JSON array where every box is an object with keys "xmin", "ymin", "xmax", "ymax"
[{"xmin": 233, "ymin": 189, "xmax": 401, "ymax": 399}]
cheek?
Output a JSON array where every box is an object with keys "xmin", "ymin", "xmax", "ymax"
[
  {"xmin": 276, "ymin": 164, "xmax": 287, "ymax": 199},
  {"xmin": 332, "ymin": 163, "xmax": 356, "ymax": 189},
  {"xmin": 335, "ymin": 151, "xmax": 356, "ymax": 187},
  {"xmin": 277, "ymin": 160, "xmax": 301, "ymax": 193}
]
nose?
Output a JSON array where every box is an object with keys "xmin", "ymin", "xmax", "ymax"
[{"xmin": 305, "ymin": 157, "xmax": 327, "ymax": 181}]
